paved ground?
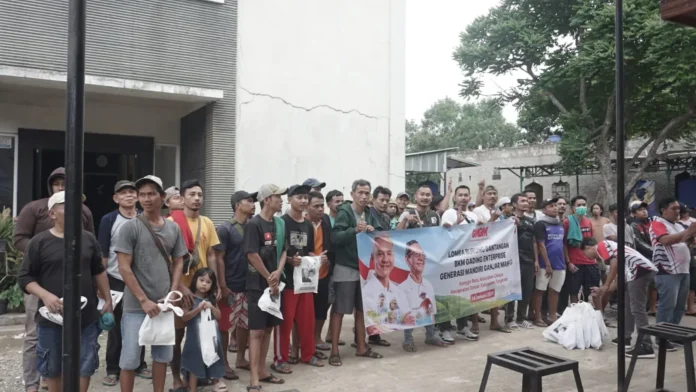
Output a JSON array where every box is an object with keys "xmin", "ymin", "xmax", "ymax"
[{"xmin": 0, "ymin": 310, "xmax": 694, "ymax": 392}]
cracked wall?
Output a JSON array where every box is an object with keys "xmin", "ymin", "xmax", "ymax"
[{"xmin": 236, "ymin": 0, "xmax": 405, "ymax": 195}]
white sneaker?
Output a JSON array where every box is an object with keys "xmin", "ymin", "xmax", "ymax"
[
  {"xmin": 457, "ymin": 326, "xmax": 479, "ymax": 341},
  {"xmin": 440, "ymin": 330, "xmax": 455, "ymax": 343}
]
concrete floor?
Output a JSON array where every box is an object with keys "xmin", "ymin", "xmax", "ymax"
[{"xmin": 0, "ymin": 311, "xmax": 694, "ymax": 392}]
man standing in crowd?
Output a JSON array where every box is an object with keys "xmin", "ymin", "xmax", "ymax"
[
  {"xmin": 397, "ymin": 182, "xmax": 450, "ymax": 347},
  {"xmin": 303, "ymin": 178, "xmax": 326, "ymax": 193},
  {"xmin": 532, "ymin": 198, "xmax": 566, "ymax": 327},
  {"xmin": 506, "ymin": 193, "xmax": 537, "ymax": 330},
  {"xmin": 244, "ymin": 184, "xmax": 288, "ymax": 389},
  {"xmin": 473, "ymin": 185, "xmax": 500, "ymax": 224},
  {"xmin": 216, "ymin": 190, "xmax": 257, "ymax": 378},
  {"xmin": 323, "ymin": 190, "xmax": 344, "ymax": 346},
  {"xmin": 387, "ymin": 199, "xmax": 399, "ymax": 229},
  {"xmin": 14, "ymin": 167, "xmax": 95, "ymax": 392},
  {"xmin": 396, "ymin": 192, "xmax": 410, "ymax": 215},
  {"xmin": 99, "ymin": 181, "xmax": 150, "ymax": 387},
  {"xmin": 590, "ymin": 203, "xmax": 611, "ymax": 244},
  {"xmin": 523, "ymin": 190, "xmax": 541, "ymax": 221},
  {"xmin": 168, "ymin": 179, "xmax": 221, "ymax": 392},
  {"xmin": 440, "ymin": 184, "xmax": 480, "ymax": 341},
  {"xmin": 306, "ymin": 192, "xmax": 334, "ymax": 355},
  {"xmin": 563, "ymin": 196, "xmax": 598, "ymax": 305},
  {"xmin": 329, "ymin": 179, "xmax": 383, "ymax": 366},
  {"xmin": 371, "ymin": 186, "xmax": 392, "ymax": 231},
  {"xmin": 18, "ymin": 190, "xmax": 112, "ymax": 392},
  {"xmin": 604, "ymin": 203, "xmax": 635, "ymax": 246},
  {"xmin": 164, "ymin": 186, "xmax": 184, "ymax": 214},
  {"xmin": 115, "ymin": 175, "xmax": 189, "ymax": 392},
  {"xmin": 273, "ymin": 185, "xmax": 324, "ymax": 373},
  {"xmin": 592, "ymin": 239, "xmax": 658, "ymax": 358},
  {"xmin": 651, "ymin": 197, "xmax": 696, "ymax": 350},
  {"xmin": 630, "ymin": 201, "xmax": 658, "ymax": 315},
  {"xmin": 556, "ymin": 197, "xmax": 568, "ymax": 220}
]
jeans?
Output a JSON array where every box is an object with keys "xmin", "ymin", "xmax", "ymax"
[
  {"xmin": 37, "ymin": 322, "xmax": 100, "ymax": 378},
  {"xmin": 403, "ymin": 325, "xmax": 436, "ymax": 344},
  {"xmin": 655, "ymin": 273, "xmax": 690, "ymax": 325},
  {"xmin": 23, "ymin": 294, "xmax": 40, "ymax": 391},
  {"xmin": 106, "ymin": 276, "xmax": 146, "ymax": 375},
  {"xmin": 626, "ymin": 272, "xmax": 654, "ymax": 345},
  {"xmin": 506, "ymin": 264, "xmax": 535, "ymax": 323}
]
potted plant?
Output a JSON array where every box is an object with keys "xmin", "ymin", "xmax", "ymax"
[
  {"xmin": 0, "ymin": 207, "xmax": 23, "ymax": 314},
  {"xmin": 0, "ymin": 284, "xmax": 23, "ymax": 314}
]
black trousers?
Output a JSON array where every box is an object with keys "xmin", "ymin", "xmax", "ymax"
[{"xmin": 106, "ymin": 276, "xmax": 147, "ymax": 376}]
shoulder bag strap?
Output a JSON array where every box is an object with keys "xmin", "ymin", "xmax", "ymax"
[
  {"xmin": 229, "ymin": 219, "xmax": 245, "ymax": 237},
  {"xmin": 137, "ymin": 215, "xmax": 172, "ymax": 278},
  {"xmin": 191, "ymin": 217, "xmax": 202, "ymax": 262}
]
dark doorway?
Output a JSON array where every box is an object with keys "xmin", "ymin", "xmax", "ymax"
[{"xmin": 18, "ymin": 129, "xmax": 154, "ymax": 235}]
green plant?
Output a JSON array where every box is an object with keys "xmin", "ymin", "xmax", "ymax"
[
  {"xmin": 0, "ymin": 284, "xmax": 24, "ymax": 311},
  {"xmin": 0, "ymin": 207, "xmax": 22, "ymax": 292}
]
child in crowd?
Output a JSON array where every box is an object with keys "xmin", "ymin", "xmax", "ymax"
[{"xmin": 181, "ymin": 268, "xmax": 227, "ymax": 392}]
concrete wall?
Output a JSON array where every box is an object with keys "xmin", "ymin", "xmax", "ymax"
[{"xmin": 236, "ymin": 0, "xmax": 406, "ymax": 196}]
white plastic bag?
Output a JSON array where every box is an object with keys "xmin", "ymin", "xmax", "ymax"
[
  {"xmin": 39, "ymin": 296, "xmax": 88, "ymax": 326},
  {"xmin": 258, "ymin": 282, "xmax": 285, "ymax": 319},
  {"xmin": 199, "ymin": 307, "xmax": 220, "ymax": 367},
  {"xmin": 596, "ymin": 310, "xmax": 611, "ymax": 342},
  {"xmin": 138, "ymin": 291, "xmax": 184, "ymax": 346},
  {"xmin": 294, "ymin": 256, "xmax": 321, "ymax": 294},
  {"xmin": 559, "ymin": 322, "xmax": 577, "ymax": 350},
  {"xmin": 98, "ymin": 290, "xmax": 123, "ymax": 311}
]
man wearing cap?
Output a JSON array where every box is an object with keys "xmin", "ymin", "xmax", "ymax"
[
  {"xmin": 215, "ymin": 190, "xmax": 257, "ymax": 379},
  {"xmin": 396, "ymin": 192, "xmax": 410, "ymax": 215},
  {"xmin": 164, "ymin": 186, "xmax": 184, "ymax": 215},
  {"xmin": 18, "ymin": 191, "xmax": 112, "ymax": 392},
  {"xmin": 114, "ymin": 175, "xmax": 189, "ymax": 392},
  {"xmin": 386, "ymin": 199, "xmax": 399, "ymax": 230},
  {"xmin": 13, "ymin": 167, "xmax": 95, "ymax": 392},
  {"xmin": 495, "ymin": 197, "xmax": 514, "ymax": 220},
  {"xmin": 244, "ymin": 184, "xmax": 289, "ymax": 389},
  {"xmin": 473, "ymin": 185, "xmax": 501, "ymax": 224},
  {"xmin": 98, "ymin": 181, "xmax": 150, "ymax": 386},
  {"xmin": 272, "ymin": 184, "xmax": 324, "ymax": 373},
  {"xmin": 303, "ymin": 178, "xmax": 326, "ymax": 193}
]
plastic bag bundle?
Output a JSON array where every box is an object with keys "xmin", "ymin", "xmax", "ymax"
[
  {"xmin": 258, "ymin": 282, "xmax": 286, "ymax": 319},
  {"xmin": 542, "ymin": 302, "xmax": 608, "ymax": 350}
]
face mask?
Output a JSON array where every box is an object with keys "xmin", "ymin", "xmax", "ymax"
[{"xmin": 575, "ymin": 206, "xmax": 587, "ymax": 216}]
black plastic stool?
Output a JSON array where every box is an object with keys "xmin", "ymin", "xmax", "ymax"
[
  {"xmin": 625, "ymin": 322, "xmax": 696, "ymax": 392},
  {"xmin": 479, "ymin": 347, "xmax": 584, "ymax": 392}
]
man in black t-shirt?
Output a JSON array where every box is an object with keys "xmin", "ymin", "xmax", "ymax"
[
  {"xmin": 243, "ymin": 184, "xmax": 288, "ymax": 389},
  {"xmin": 272, "ymin": 185, "xmax": 323, "ymax": 373},
  {"xmin": 18, "ymin": 191, "xmax": 112, "ymax": 392}
]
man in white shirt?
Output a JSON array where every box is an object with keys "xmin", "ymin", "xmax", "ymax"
[
  {"xmin": 524, "ymin": 190, "xmax": 543, "ymax": 221},
  {"xmin": 473, "ymin": 185, "xmax": 501, "ymax": 224},
  {"xmin": 441, "ymin": 185, "xmax": 478, "ymax": 227}
]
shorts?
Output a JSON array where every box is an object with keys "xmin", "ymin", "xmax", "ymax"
[
  {"xmin": 333, "ymin": 280, "xmax": 363, "ymax": 315},
  {"xmin": 570, "ymin": 264, "xmax": 601, "ymax": 299},
  {"xmin": 120, "ymin": 311, "xmax": 173, "ymax": 370},
  {"xmin": 247, "ymin": 290, "xmax": 283, "ymax": 331},
  {"xmin": 535, "ymin": 269, "xmax": 566, "ymax": 293},
  {"xmin": 37, "ymin": 321, "xmax": 100, "ymax": 378},
  {"xmin": 219, "ymin": 292, "xmax": 248, "ymax": 332},
  {"xmin": 314, "ymin": 277, "xmax": 330, "ymax": 321}
]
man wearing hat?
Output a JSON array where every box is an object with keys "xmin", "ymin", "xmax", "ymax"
[
  {"xmin": 216, "ymin": 190, "xmax": 257, "ymax": 376},
  {"xmin": 396, "ymin": 192, "xmax": 410, "ymax": 215},
  {"xmin": 244, "ymin": 184, "xmax": 288, "ymax": 389},
  {"xmin": 114, "ymin": 175, "xmax": 189, "ymax": 392},
  {"xmin": 303, "ymin": 178, "xmax": 326, "ymax": 193},
  {"xmin": 164, "ymin": 186, "xmax": 184, "ymax": 215},
  {"xmin": 18, "ymin": 190, "xmax": 112, "ymax": 392},
  {"xmin": 13, "ymin": 167, "xmax": 96, "ymax": 392},
  {"xmin": 98, "ymin": 181, "xmax": 150, "ymax": 386}
]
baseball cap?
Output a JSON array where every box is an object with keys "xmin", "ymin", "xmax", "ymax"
[
  {"xmin": 495, "ymin": 196, "xmax": 511, "ymax": 209},
  {"xmin": 135, "ymin": 175, "xmax": 164, "ymax": 193},
  {"xmin": 388, "ymin": 199, "xmax": 397, "ymax": 206},
  {"xmin": 164, "ymin": 186, "xmax": 180, "ymax": 203},
  {"xmin": 114, "ymin": 180, "xmax": 136, "ymax": 193},
  {"xmin": 257, "ymin": 184, "xmax": 288, "ymax": 200},
  {"xmin": 484, "ymin": 185, "xmax": 498, "ymax": 193},
  {"xmin": 468, "ymin": 201, "xmax": 476, "ymax": 207},
  {"xmin": 288, "ymin": 184, "xmax": 311, "ymax": 197},
  {"xmin": 231, "ymin": 190, "xmax": 258, "ymax": 206},
  {"xmin": 541, "ymin": 197, "xmax": 559, "ymax": 208},
  {"xmin": 629, "ymin": 200, "xmax": 648, "ymax": 212},
  {"xmin": 48, "ymin": 191, "xmax": 86, "ymax": 211},
  {"xmin": 302, "ymin": 178, "xmax": 326, "ymax": 189},
  {"xmin": 397, "ymin": 192, "xmax": 410, "ymax": 200}
]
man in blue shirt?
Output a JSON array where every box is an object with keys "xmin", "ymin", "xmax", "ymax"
[{"xmin": 532, "ymin": 198, "xmax": 566, "ymax": 327}]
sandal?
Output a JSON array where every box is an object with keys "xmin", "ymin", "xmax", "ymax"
[
  {"xmin": 403, "ymin": 343, "xmax": 417, "ymax": 352},
  {"xmin": 270, "ymin": 362, "xmax": 293, "ymax": 374},
  {"xmin": 135, "ymin": 368, "xmax": 153, "ymax": 379},
  {"xmin": 314, "ymin": 351, "xmax": 328, "ymax": 360},
  {"xmin": 103, "ymin": 374, "xmax": 119, "ymax": 387},
  {"xmin": 491, "ymin": 325, "xmax": 512, "ymax": 333},
  {"xmin": 329, "ymin": 354, "xmax": 342, "ymax": 366},
  {"xmin": 224, "ymin": 369, "xmax": 239, "ymax": 380},
  {"xmin": 520, "ymin": 320, "xmax": 535, "ymax": 329},
  {"xmin": 369, "ymin": 338, "xmax": 391, "ymax": 347},
  {"xmin": 506, "ymin": 321, "xmax": 521, "ymax": 331},
  {"xmin": 236, "ymin": 364, "xmax": 251, "ymax": 371},
  {"xmin": 260, "ymin": 374, "xmax": 285, "ymax": 384},
  {"xmin": 228, "ymin": 343, "xmax": 238, "ymax": 353},
  {"xmin": 355, "ymin": 348, "xmax": 382, "ymax": 359},
  {"xmin": 246, "ymin": 386, "xmax": 262, "ymax": 392},
  {"xmin": 326, "ymin": 338, "xmax": 345, "ymax": 346},
  {"xmin": 303, "ymin": 356, "xmax": 324, "ymax": 367},
  {"xmin": 215, "ymin": 381, "xmax": 229, "ymax": 392},
  {"xmin": 534, "ymin": 320, "xmax": 548, "ymax": 328},
  {"xmin": 315, "ymin": 342, "xmax": 331, "ymax": 351},
  {"xmin": 287, "ymin": 355, "xmax": 300, "ymax": 365}
]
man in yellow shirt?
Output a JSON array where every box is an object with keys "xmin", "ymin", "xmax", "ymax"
[{"xmin": 167, "ymin": 179, "xmax": 221, "ymax": 391}]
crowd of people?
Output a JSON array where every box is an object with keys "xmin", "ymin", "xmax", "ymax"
[{"xmin": 11, "ymin": 167, "xmax": 696, "ymax": 392}]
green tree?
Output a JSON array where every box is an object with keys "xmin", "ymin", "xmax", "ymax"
[{"xmin": 454, "ymin": 0, "xmax": 696, "ymax": 203}]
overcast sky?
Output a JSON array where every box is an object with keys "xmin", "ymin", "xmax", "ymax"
[{"xmin": 405, "ymin": 0, "xmax": 520, "ymax": 124}]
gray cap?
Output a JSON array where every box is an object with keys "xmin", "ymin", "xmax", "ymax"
[
  {"xmin": 114, "ymin": 180, "xmax": 136, "ymax": 193},
  {"xmin": 257, "ymin": 184, "xmax": 288, "ymax": 200},
  {"xmin": 164, "ymin": 186, "xmax": 180, "ymax": 203},
  {"xmin": 135, "ymin": 175, "xmax": 164, "ymax": 193}
]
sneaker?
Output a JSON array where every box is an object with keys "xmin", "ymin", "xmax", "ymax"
[
  {"xmin": 439, "ymin": 330, "xmax": 455, "ymax": 344},
  {"xmin": 506, "ymin": 321, "xmax": 521, "ymax": 331},
  {"xmin": 662, "ymin": 341, "xmax": 678, "ymax": 352},
  {"xmin": 457, "ymin": 326, "xmax": 479, "ymax": 341},
  {"xmin": 612, "ymin": 337, "xmax": 632, "ymax": 347},
  {"xmin": 626, "ymin": 344, "xmax": 656, "ymax": 359},
  {"xmin": 519, "ymin": 320, "xmax": 535, "ymax": 329}
]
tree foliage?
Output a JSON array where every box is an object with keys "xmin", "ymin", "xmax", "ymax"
[{"xmin": 454, "ymin": 0, "xmax": 696, "ymax": 203}]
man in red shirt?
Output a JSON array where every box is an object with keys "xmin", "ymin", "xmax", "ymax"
[{"xmin": 563, "ymin": 195, "xmax": 600, "ymax": 306}]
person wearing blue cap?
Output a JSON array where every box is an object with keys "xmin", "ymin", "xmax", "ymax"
[{"xmin": 302, "ymin": 178, "xmax": 326, "ymax": 193}]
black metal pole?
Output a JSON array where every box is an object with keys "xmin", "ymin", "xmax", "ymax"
[
  {"xmin": 63, "ymin": 0, "xmax": 86, "ymax": 391},
  {"xmin": 615, "ymin": 0, "xmax": 627, "ymax": 390}
]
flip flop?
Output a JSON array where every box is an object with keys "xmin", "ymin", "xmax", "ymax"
[
  {"xmin": 103, "ymin": 374, "xmax": 119, "ymax": 387},
  {"xmin": 270, "ymin": 362, "xmax": 293, "ymax": 375},
  {"xmin": 287, "ymin": 355, "xmax": 300, "ymax": 365},
  {"xmin": 260, "ymin": 374, "xmax": 285, "ymax": 384},
  {"xmin": 215, "ymin": 381, "xmax": 229, "ymax": 391},
  {"xmin": 314, "ymin": 351, "xmax": 328, "ymax": 360},
  {"xmin": 534, "ymin": 320, "xmax": 548, "ymax": 328},
  {"xmin": 135, "ymin": 368, "xmax": 153, "ymax": 379},
  {"xmin": 403, "ymin": 343, "xmax": 417, "ymax": 352},
  {"xmin": 491, "ymin": 325, "xmax": 512, "ymax": 333},
  {"xmin": 328, "ymin": 354, "xmax": 342, "ymax": 366},
  {"xmin": 315, "ymin": 342, "xmax": 331, "ymax": 351},
  {"xmin": 369, "ymin": 338, "xmax": 391, "ymax": 347},
  {"xmin": 224, "ymin": 369, "xmax": 239, "ymax": 380},
  {"xmin": 355, "ymin": 348, "xmax": 382, "ymax": 359},
  {"xmin": 303, "ymin": 356, "xmax": 324, "ymax": 367},
  {"xmin": 236, "ymin": 364, "xmax": 251, "ymax": 371},
  {"xmin": 326, "ymin": 338, "xmax": 345, "ymax": 346},
  {"xmin": 228, "ymin": 343, "xmax": 238, "ymax": 353}
]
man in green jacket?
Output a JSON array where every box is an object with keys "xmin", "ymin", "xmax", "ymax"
[{"xmin": 328, "ymin": 179, "xmax": 383, "ymax": 366}]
